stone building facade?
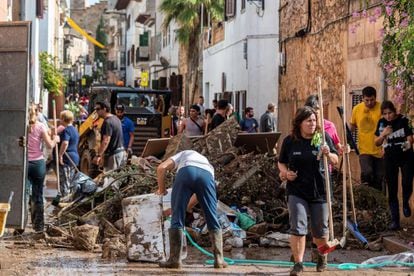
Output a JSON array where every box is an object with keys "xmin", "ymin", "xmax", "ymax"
[
  {"xmin": 71, "ymin": 0, "xmax": 108, "ymax": 61},
  {"xmin": 279, "ymin": 0, "xmax": 385, "ymax": 181}
]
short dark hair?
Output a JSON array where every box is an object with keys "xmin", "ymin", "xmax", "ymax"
[
  {"xmin": 205, "ymin": 108, "xmax": 215, "ymax": 117},
  {"xmin": 380, "ymin": 100, "xmax": 396, "ymax": 113},
  {"xmin": 199, "ymin": 95, "xmax": 204, "ymax": 99},
  {"xmin": 115, "ymin": 104, "xmax": 125, "ymax": 111},
  {"xmin": 190, "ymin": 104, "xmax": 200, "ymax": 113},
  {"xmin": 362, "ymin": 86, "xmax": 376, "ymax": 98},
  {"xmin": 304, "ymin": 95, "xmax": 320, "ymax": 110},
  {"xmin": 217, "ymin": 99, "xmax": 228, "ymax": 110},
  {"xmin": 245, "ymin": 107, "xmax": 254, "ymax": 114},
  {"xmin": 96, "ymin": 101, "xmax": 110, "ymax": 112}
]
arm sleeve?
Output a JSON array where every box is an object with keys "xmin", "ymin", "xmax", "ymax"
[
  {"xmin": 374, "ymin": 119, "xmax": 381, "ymax": 137},
  {"xmin": 350, "ymin": 105, "xmax": 357, "ymax": 126},
  {"xmin": 278, "ymin": 136, "xmax": 291, "ymax": 164},
  {"xmin": 404, "ymin": 117, "xmax": 413, "ymax": 136},
  {"xmin": 128, "ymin": 119, "xmax": 135, "ymax": 133},
  {"xmin": 101, "ymin": 120, "xmax": 112, "ymax": 137},
  {"xmin": 325, "ymin": 133, "xmax": 338, "ymax": 155},
  {"xmin": 62, "ymin": 128, "xmax": 70, "ymax": 142}
]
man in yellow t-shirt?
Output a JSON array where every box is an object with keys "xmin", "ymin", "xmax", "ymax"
[{"xmin": 350, "ymin": 86, "xmax": 384, "ymax": 191}]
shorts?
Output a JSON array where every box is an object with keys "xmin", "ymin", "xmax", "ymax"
[{"xmin": 287, "ymin": 195, "xmax": 328, "ymax": 238}]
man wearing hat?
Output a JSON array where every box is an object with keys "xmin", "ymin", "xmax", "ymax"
[{"xmin": 115, "ymin": 104, "xmax": 135, "ymax": 156}]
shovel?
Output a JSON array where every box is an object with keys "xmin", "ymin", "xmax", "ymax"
[
  {"xmin": 51, "ymin": 100, "xmax": 61, "ymax": 207},
  {"xmin": 315, "ymin": 77, "xmax": 340, "ymax": 254},
  {"xmin": 337, "ymin": 90, "xmax": 368, "ymax": 247}
]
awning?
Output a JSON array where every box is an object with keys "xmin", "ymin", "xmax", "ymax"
[{"xmin": 66, "ymin": 17, "xmax": 105, "ymax": 49}]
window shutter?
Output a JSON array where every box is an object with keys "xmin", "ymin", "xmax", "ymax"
[{"xmin": 225, "ymin": 0, "xmax": 236, "ymax": 19}]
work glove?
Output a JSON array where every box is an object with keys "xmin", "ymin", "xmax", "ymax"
[{"xmin": 401, "ymin": 141, "xmax": 412, "ymax": 152}]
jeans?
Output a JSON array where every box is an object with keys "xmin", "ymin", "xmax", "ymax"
[
  {"xmin": 171, "ymin": 166, "xmax": 221, "ymax": 231},
  {"xmin": 359, "ymin": 154, "xmax": 385, "ymax": 192},
  {"xmin": 28, "ymin": 159, "xmax": 46, "ymax": 231}
]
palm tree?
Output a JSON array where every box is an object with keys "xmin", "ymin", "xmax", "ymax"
[{"xmin": 160, "ymin": 0, "xmax": 224, "ymax": 107}]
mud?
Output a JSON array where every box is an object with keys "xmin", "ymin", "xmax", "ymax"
[{"xmin": 0, "ymin": 240, "xmax": 411, "ymax": 275}]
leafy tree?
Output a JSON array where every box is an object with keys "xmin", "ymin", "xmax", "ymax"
[
  {"xmin": 95, "ymin": 16, "xmax": 107, "ymax": 80},
  {"xmin": 160, "ymin": 0, "xmax": 224, "ymax": 106},
  {"xmin": 39, "ymin": 52, "xmax": 66, "ymax": 95},
  {"xmin": 380, "ymin": 1, "xmax": 414, "ymax": 112}
]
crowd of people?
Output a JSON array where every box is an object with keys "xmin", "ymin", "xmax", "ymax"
[
  {"xmin": 169, "ymin": 96, "xmax": 278, "ymax": 136},
  {"xmin": 278, "ymin": 86, "xmax": 413, "ymax": 275},
  {"xmin": 24, "ymin": 85, "xmax": 413, "ymax": 274}
]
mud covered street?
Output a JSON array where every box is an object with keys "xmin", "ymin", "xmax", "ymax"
[{"xmin": 0, "ymin": 240, "xmax": 412, "ymax": 275}]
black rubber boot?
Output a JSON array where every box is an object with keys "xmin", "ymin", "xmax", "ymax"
[
  {"xmin": 159, "ymin": 228, "xmax": 183, "ymax": 268},
  {"xmin": 290, "ymin": 262, "xmax": 304, "ymax": 276},
  {"xmin": 210, "ymin": 229, "xmax": 228, "ymax": 268},
  {"xmin": 403, "ymin": 201, "xmax": 411, "ymax": 218},
  {"xmin": 389, "ymin": 202, "xmax": 400, "ymax": 231},
  {"xmin": 316, "ymin": 252, "xmax": 328, "ymax": 272}
]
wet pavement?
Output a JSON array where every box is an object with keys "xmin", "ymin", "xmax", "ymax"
[{"xmin": 0, "ymin": 239, "xmax": 412, "ymax": 275}]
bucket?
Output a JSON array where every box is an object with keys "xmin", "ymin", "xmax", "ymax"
[{"xmin": 0, "ymin": 203, "xmax": 11, "ymax": 237}]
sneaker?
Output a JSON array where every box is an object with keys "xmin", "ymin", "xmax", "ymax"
[{"xmin": 290, "ymin": 262, "xmax": 304, "ymax": 276}]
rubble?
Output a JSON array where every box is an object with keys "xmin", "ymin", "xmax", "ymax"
[{"xmin": 47, "ymin": 118, "xmax": 393, "ymax": 258}]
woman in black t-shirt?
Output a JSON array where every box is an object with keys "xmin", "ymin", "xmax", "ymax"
[
  {"xmin": 374, "ymin": 100, "xmax": 414, "ymax": 230},
  {"xmin": 278, "ymin": 107, "xmax": 338, "ymax": 275}
]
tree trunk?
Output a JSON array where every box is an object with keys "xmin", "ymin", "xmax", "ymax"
[{"xmin": 185, "ymin": 30, "xmax": 200, "ymax": 108}]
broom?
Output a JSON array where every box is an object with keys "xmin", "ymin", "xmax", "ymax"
[{"xmin": 316, "ymin": 77, "xmax": 340, "ymax": 254}]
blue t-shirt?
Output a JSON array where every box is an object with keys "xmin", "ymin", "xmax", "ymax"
[
  {"xmin": 240, "ymin": 117, "xmax": 259, "ymax": 133},
  {"xmin": 60, "ymin": 125, "xmax": 80, "ymax": 166},
  {"xmin": 121, "ymin": 116, "xmax": 135, "ymax": 149}
]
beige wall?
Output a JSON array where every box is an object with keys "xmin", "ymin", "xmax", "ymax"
[{"xmin": 0, "ymin": 1, "xmax": 8, "ymax": 20}]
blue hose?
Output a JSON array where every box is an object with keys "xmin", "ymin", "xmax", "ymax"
[{"xmin": 182, "ymin": 229, "xmax": 414, "ymax": 270}]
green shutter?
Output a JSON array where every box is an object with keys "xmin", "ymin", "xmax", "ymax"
[{"xmin": 140, "ymin": 32, "xmax": 149, "ymax": 46}]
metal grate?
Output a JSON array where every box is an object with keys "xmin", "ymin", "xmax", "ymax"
[{"xmin": 351, "ymin": 90, "xmax": 363, "ymax": 145}]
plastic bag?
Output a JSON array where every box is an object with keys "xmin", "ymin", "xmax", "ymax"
[
  {"xmin": 362, "ymin": 252, "xmax": 414, "ymax": 265},
  {"xmin": 71, "ymin": 171, "xmax": 97, "ymax": 199},
  {"xmin": 237, "ymin": 212, "xmax": 256, "ymax": 230}
]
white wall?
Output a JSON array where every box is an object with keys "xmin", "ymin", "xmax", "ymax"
[
  {"xmin": 22, "ymin": 1, "xmax": 41, "ymax": 103},
  {"xmin": 125, "ymin": 1, "xmax": 146, "ymax": 86},
  {"xmin": 203, "ymin": 0, "xmax": 279, "ymax": 119}
]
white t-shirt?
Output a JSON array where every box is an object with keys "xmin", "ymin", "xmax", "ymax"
[{"xmin": 170, "ymin": 150, "xmax": 214, "ymax": 177}]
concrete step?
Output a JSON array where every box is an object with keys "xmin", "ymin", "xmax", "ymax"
[{"xmin": 383, "ymin": 236, "xmax": 414, "ymax": 253}]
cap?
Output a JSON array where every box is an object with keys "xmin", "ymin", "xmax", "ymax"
[{"xmin": 115, "ymin": 104, "xmax": 125, "ymax": 111}]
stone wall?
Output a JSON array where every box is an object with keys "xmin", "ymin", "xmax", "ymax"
[
  {"xmin": 71, "ymin": 1, "xmax": 108, "ymax": 60},
  {"xmin": 278, "ymin": 0, "xmax": 385, "ymax": 183}
]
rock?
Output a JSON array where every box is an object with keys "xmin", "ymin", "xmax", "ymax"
[
  {"xmin": 114, "ymin": 218, "xmax": 124, "ymax": 232},
  {"xmin": 72, "ymin": 224, "xmax": 99, "ymax": 251},
  {"xmin": 102, "ymin": 235, "xmax": 126, "ymax": 259}
]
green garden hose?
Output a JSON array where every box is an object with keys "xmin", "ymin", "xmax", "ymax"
[{"xmin": 182, "ymin": 229, "xmax": 414, "ymax": 270}]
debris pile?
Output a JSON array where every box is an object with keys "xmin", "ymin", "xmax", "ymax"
[{"xmin": 44, "ymin": 118, "xmax": 391, "ymax": 256}]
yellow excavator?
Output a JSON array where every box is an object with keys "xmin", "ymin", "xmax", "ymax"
[{"xmin": 78, "ymin": 85, "xmax": 172, "ymax": 177}]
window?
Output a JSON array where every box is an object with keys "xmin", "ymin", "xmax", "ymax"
[
  {"xmin": 225, "ymin": 0, "xmax": 236, "ymax": 19},
  {"xmin": 351, "ymin": 90, "xmax": 363, "ymax": 145},
  {"xmin": 131, "ymin": 45, "xmax": 135, "ymax": 66},
  {"xmin": 127, "ymin": 15, "xmax": 131, "ymax": 30},
  {"xmin": 241, "ymin": 0, "xmax": 246, "ymax": 11}
]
